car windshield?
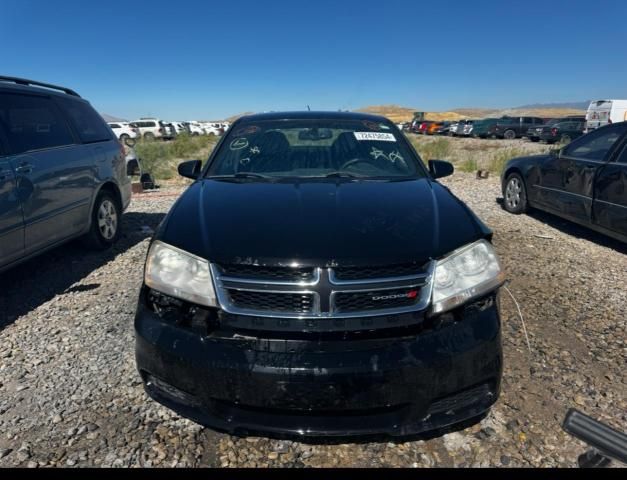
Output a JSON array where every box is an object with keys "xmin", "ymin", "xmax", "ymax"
[{"xmin": 206, "ymin": 119, "xmax": 427, "ymax": 180}]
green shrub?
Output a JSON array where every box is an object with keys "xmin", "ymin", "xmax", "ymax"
[
  {"xmin": 134, "ymin": 134, "xmax": 218, "ymax": 180},
  {"xmin": 458, "ymin": 157, "xmax": 478, "ymax": 173}
]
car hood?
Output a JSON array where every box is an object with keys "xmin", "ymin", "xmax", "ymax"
[{"xmin": 157, "ymin": 178, "xmax": 491, "ymax": 267}]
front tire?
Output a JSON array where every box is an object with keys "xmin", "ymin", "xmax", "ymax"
[
  {"xmin": 82, "ymin": 191, "xmax": 121, "ymax": 250},
  {"xmin": 504, "ymin": 129, "xmax": 516, "ymax": 140},
  {"xmin": 503, "ymin": 173, "xmax": 528, "ymax": 214},
  {"xmin": 119, "ymin": 134, "xmax": 130, "ymax": 142}
]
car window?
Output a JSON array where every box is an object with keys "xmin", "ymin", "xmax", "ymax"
[
  {"xmin": 109, "ymin": 123, "xmax": 120, "ymax": 129},
  {"xmin": 207, "ymin": 119, "xmax": 427, "ymax": 180},
  {"xmin": 616, "ymin": 143, "xmax": 627, "ymax": 164},
  {"xmin": 56, "ymin": 97, "xmax": 112, "ymax": 144},
  {"xmin": 563, "ymin": 124, "xmax": 627, "ymax": 160},
  {"xmin": 0, "ymin": 92, "xmax": 74, "ymax": 154}
]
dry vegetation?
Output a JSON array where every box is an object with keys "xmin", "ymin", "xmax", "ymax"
[
  {"xmin": 408, "ymin": 134, "xmax": 553, "ymax": 174},
  {"xmin": 134, "ymin": 134, "xmax": 219, "ymax": 180}
]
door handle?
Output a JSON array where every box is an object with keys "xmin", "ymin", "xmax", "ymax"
[{"xmin": 15, "ymin": 163, "xmax": 34, "ymax": 174}]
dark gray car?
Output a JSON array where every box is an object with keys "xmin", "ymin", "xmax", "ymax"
[{"xmin": 0, "ymin": 76, "xmax": 132, "ymax": 273}]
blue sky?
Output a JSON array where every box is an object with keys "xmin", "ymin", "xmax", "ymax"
[{"xmin": 2, "ymin": 0, "xmax": 626, "ymax": 120}]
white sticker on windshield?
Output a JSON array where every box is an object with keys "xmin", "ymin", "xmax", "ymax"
[{"xmin": 354, "ymin": 132, "xmax": 396, "ymax": 142}]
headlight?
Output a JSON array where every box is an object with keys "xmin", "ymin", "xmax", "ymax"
[
  {"xmin": 431, "ymin": 239, "xmax": 505, "ymax": 315},
  {"xmin": 145, "ymin": 241, "xmax": 217, "ymax": 307}
]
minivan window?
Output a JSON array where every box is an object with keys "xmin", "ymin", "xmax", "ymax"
[
  {"xmin": 207, "ymin": 119, "xmax": 427, "ymax": 180},
  {"xmin": 0, "ymin": 93, "xmax": 74, "ymax": 154},
  {"xmin": 56, "ymin": 97, "xmax": 112, "ymax": 144}
]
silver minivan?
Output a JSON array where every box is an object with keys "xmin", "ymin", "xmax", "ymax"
[{"xmin": 0, "ymin": 76, "xmax": 132, "ymax": 273}]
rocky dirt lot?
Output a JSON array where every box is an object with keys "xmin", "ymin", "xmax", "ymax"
[{"xmin": 0, "ymin": 171, "xmax": 625, "ymax": 468}]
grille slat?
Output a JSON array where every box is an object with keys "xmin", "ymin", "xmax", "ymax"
[
  {"xmin": 219, "ymin": 264, "xmax": 315, "ymax": 282},
  {"xmin": 334, "ymin": 264, "xmax": 426, "ymax": 281},
  {"xmin": 227, "ymin": 290, "xmax": 315, "ymax": 314}
]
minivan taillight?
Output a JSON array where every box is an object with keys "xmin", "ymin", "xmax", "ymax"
[{"xmin": 551, "ymin": 128, "xmax": 558, "ymax": 137}]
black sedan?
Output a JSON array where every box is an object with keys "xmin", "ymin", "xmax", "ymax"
[
  {"xmin": 134, "ymin": 111, "xmax": 506, "ymax": 438},
  {"xmin": 501, "ymin": 122, "xmax": 627, "ymax": 243}
]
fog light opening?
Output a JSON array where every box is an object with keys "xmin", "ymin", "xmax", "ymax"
[{"xmin": 145, "ymin": 374, "xmax": 200, "ymax": 406}]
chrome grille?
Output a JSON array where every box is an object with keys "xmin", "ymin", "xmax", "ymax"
[{"xmin": 212, "ymin": 262, "xmax": 434, "ymax": 319}]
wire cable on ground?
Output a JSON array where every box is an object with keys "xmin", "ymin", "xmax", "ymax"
[{"xmin": 504, "ymin": 285, "xmax": 533, "ymax": 357}]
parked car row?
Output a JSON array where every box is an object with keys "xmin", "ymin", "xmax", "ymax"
[
  {"xmin": 409, "ymin": 115, "xmax": 588, "ymax": 144},
  {"xmin": 107, "ymin": 118, "xmax": 231, "ymax": 141}
]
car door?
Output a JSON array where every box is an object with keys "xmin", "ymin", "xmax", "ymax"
[
  {"xmin": 536, "ymin": 124, "xmax": 627, "ymax": 223},
  {"xmin": 0, "ymin": 118, "xmax": 24, "ymax": 267},
  {"xmin": 1, "ymin": 91, "xmax": 97, "ymax": 254},
  {"xmin": 593, "ymin": 136, "xmax": 627, "ymax": 238},
  {"xmin": 520, "ymin": 117, "xmax": 533, "ymax": 136}
]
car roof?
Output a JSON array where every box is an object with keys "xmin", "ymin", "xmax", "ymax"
[
  {"xmin": 237, "ymin": 111, "xmax": 391, "ymax": 123},
  {"xmin": 0, "ymin": 76, "xmax": 82, "ymax": 99}
]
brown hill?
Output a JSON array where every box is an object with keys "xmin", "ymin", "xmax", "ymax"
[
  {"xmin": 225, "ymin": 111, "xmax": 255, "ymax": 123},
  {"xmin": 224, "ymin": 104, "xmax": 586, "ymax": 124}
]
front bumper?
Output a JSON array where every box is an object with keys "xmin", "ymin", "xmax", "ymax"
[{"xmin": 135, "ymin": 293, "xmax": 503, "ymax": 438}]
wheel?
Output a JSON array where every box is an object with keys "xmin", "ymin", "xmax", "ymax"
[
  {"xmin": 144, "ymin": 132, "xmax": 155, "ymax": 141},
  {"xmin": 81, "ymin": 191, "xmax": 121, "ymax": 250},
  {"xmin": 560, "ymin": 134, "xmax": 571, "ymax": 144},
  {"xmin": 119, "ymin": 134, "xmax": 130, "ymax": 142},
  {"xmin": 504, "ymin": 129, "xmax": 516, "ymax": 140},
  {"xmin": 503, "ymin": 173, "xmax": 528, "ymax": 214}
]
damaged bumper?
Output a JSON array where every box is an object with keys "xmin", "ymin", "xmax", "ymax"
[{"xmin": 135, "ymin": 293, "xmax": 502, "ymax": 438}]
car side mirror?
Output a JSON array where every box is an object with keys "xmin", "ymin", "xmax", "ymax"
[
  {"xmin": 126, "ymin": 158, "xmax": 141, "ymax": 176},
  {"xmin": 428, "ymin": 159, "xmax": 454, "ymax": 179},
  {"xmin": 178, "ymin": 160, "xmax": 202, "ymax": 180}
]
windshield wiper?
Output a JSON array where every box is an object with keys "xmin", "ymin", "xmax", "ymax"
[
  {"xmin": 208, "ymin": 172, "xmax": 272, "ymax": 180},
  {"xmin": 323, "ymin": 172, "xmax": 363, "ymax": 179}
]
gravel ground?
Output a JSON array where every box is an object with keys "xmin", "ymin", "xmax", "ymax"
[{"xmin": 0, "ymin": 171, "xmax": 625, "ymax": 468}]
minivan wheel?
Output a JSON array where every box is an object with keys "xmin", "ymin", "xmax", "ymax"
[
  {"xmin": 82, "ymin": 191, "xmax": 121, "ymax": 250},
  {"xmin": 119, "ymin": 134, "xmax": 130, "ymax": 142},
  {"xmin": 504, "ymin": 130, "xmax": 516, "ymax": 140},
  {"xmin": 503, "ymin": 173, "xmax": 528, "ymax": 214}
]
